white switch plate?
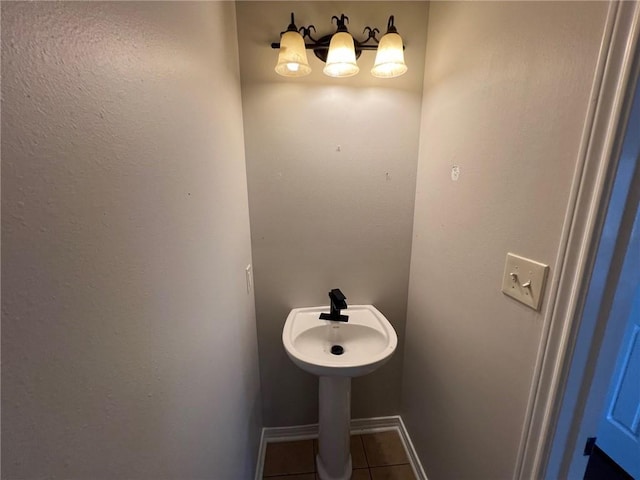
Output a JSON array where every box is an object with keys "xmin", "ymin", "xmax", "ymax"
[{"xmin": 501, "ymin": 253, "xmax": 549, "ymax": 311}]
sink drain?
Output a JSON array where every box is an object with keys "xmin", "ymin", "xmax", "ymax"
[{"xmin": 331, "ymin": 345, "xmax": 344, "ymax": 355}]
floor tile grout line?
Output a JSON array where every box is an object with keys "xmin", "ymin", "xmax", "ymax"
[
  {"xmin": 263, "ymin": 472, "xmax": 317, "ymax": 478},
  {"xmin": 263, "ymin": 471, "xmax": 316, "ymax": 478},
  {"xmin": 369, "ymin": 462, "xmax": 412, "ymax": 468},
  {"xmin": 359, "ymin": 434, "xmax": 371, "ymax": 468},
  {"xmin": 309, "ymin": 438, "xmax": 316, "ymax": 474}
]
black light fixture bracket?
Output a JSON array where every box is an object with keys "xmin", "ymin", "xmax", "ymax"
[{"xmin": 271, "ymin": 12, "xmax": 403, "ymax": 63}]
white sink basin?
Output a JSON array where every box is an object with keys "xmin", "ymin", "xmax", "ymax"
[{"xmin": 282, "ymin": 305, "xmax": 397, "ymax": 377}]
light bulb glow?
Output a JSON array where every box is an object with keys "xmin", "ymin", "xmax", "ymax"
[
  {"xmin": 371, "ymin": 32, "xmax": 407, "ymax": 78},
  {"xmin": 275, "ymin": 31, "xmax": 311, "ymax": 77},
  {"xmin": 323, "ymin": 31, "xmax": 359, "ymax": 78}
]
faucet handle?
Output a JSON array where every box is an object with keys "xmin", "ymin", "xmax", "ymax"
[
  {"xmin": 319, "ymin": 288, "xmax": 349, "ymax": 322},
  {"xmin": 329, "ymin": 288, "xmax": 347, "ymax": 308}
]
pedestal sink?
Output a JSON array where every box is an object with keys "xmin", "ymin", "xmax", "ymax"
[{"xmin": 282, "ymin": 304, "xmax": 397, "ymax": 480}]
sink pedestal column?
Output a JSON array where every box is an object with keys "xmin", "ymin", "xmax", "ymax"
[{"xmin": 317, "ymin": 375, "xmax": 352, "ymax": 480}]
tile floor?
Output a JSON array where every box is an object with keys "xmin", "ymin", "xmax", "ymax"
[{"xmin": 263, "ymin": 430, "xmax": 417, "ymax": 480}]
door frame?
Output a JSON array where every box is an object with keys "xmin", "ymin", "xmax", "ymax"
[
  {"xmin": 548, "ymin": 66, "xmax": 640, "ymax": 480},
  {"xmin": 515, "ymin": 2, "xmax": 640, "ymax": 479}
]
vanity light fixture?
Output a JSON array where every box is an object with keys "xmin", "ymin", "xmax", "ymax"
[
  {"xmin": 323, "ymin": 14, "xmax": 359, "ymax": 78},
  {"xmin": 274, "ymin": 13, "xmax": 312, "ymax": 77},
  {"xmin": 271, "ymin": 13, "xmax": 407, "ymax": 79},
  {"xmin": 371, "ymin": 16, "xmax": 408, "ymax": 78}
]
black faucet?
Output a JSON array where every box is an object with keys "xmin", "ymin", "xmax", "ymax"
[{"xmin": 319, "ymin": 288, "xmax": 349, "ymax": 322}]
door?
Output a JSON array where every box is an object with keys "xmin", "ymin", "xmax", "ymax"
[{"xmin": 596, "ymin": 206, "xmax": 640, "ymax": 479}]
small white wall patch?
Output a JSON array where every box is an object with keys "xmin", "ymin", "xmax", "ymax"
[
  {"xmin": 451, "ymin": 165, "xmax": 460, "ymax": 181},
  {"xmin": 245, "ymin": 264, "xmax": 253, "ymax": 293}
]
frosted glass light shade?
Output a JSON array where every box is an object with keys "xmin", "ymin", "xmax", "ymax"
[
  {"xmin": 323, "ymin": 32, "xmax": 359, "ymax": 78},
  {"xmin": 371, "ymin": 32, "xmax": 407, "ymax": 78},
  {"xmin": 275, "ymin": 31, "xmax": 311, "ymax": 77}
]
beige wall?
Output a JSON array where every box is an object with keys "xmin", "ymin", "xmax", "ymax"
[
  {"xmin": 236, "ymin": 1, "xmax": 428, "ymax": 426},
  {"xmin": 1, "ymin": 2, "xmax": 262, "ymax": 478},
  {"xmin": 402, "ymin": 2, "xmax": 609, "ymax": 479},
  {"xmin": 2, "ymin": 1, "xmax": 615, "ymax": 476}
]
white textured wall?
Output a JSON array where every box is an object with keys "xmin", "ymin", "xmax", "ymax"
[
  {"xmin": 1, "ymin": 2, "xmax": 262, "ymax": 479},
  {"xmin": 236, "ymin": 1, "xmax": 428, "ymax": 427},
  {"xmin": 402, "ymin": 2, "xmax": 609, "ymax": 479}
]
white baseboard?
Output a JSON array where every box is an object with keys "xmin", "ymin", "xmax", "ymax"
[{"xmin": 254, "ymin": 415, "xmax": 427, "ymax": 480}]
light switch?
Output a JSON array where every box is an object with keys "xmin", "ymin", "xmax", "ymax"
[{"xmin": 501, "ymin": 253, "xmax": 549, "ymax": 311}]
